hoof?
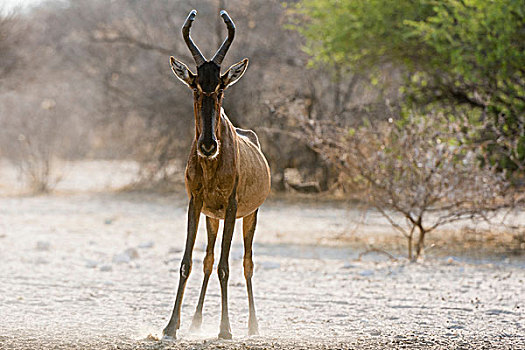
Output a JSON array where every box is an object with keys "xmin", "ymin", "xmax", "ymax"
[
  {"xmin": 248, "ymin": 318, "xmax": 259, "ymax": 336},
  {"xmin": 161, "ymin": 335, "xmax": 176, "ymax": 342},
  {"xmin": 189, "ymin": 315, "xmax": 202, "ymax": 333},
  {"xmin": 218, "ymin": 330, "xmax": 233, "ymax": 340},
  {"xmin": 162, "ymin": 325, "xmax": 177, "ymax": 339}
]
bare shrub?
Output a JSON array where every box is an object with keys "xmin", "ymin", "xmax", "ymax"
[
  {"xmin": 0, "ymin": 4, "xmax": 102, "ymax": 193},
  {"xmin": 298, "ymin": 111, "xmax": 513, "ymax": 260},
  {"xmin": 0, "ymin": 10, "xmax": 24, "ymax": 83},
  {"xmin": 0, "ymin": 97, "xmax": 65, "ymax": 193}
]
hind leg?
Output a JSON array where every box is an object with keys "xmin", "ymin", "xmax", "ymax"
[
  {"xmin": 190, "ymin": 217, "xmax": 219, "ymax": 332},
  {"xmin": 243, "ymin": 210, "xmax": 259, "ymax": 335}
]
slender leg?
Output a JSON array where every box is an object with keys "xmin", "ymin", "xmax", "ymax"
[
  {"xmin": 243, "ymin": 210, "xmax": 259, "ymax": 335},
  {"xmin": 190, "ymin": 216, "xmax": 219, "ymax": 332},
  {"xmin": 163, "ymin": 196, "xmax": 202, "ymax": 338},
  {"xmin": 217, "ymin": 187, "xmax": 238, "ymax": 339}
]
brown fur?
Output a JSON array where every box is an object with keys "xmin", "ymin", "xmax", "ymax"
[{"xmin": 186, "ymin": 110, "xmax": 270, "ymax": 218}]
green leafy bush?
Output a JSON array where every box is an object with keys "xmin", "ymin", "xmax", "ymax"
[{"xmin": 290, "ymin": 0, "xmax": 524, "ymax": 175}]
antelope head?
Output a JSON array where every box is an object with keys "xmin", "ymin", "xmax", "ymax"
[{"xmin": 170, "ymin": 10, "xmax": 248, "ymax": 159}]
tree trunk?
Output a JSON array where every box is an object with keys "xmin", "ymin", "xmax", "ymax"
[
  {"xmin": 415, "ymin": 226, "xmax": 426, "ymax": 260},
  {"xmin": 407, "ymin": 234, "xmax": 413, "ymax": 261},
  {"xmin": 333, "ymin": 64, "xmax": 341, "ymax": 114}
]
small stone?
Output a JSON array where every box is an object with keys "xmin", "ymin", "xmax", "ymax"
[
  {"xmin": 113, "ymin": 253, "xmax": 130, "ymax": 264},
  {"xmin": 145, "ymin": 334, "xmax": 159, "ymax": 341},
  {"xmin": 36, "ymin": 241, "xmax": 50, "ymax": 251},
  {"xmin": 446, "ymin": 256, "xmax": 459, "ymax": 265},
  {"xmin": 124, "ymin": 248, "xmax": 139, "ymax": 259},
  {"xmin": 112, "ymin": 248, "xmax": 139, "ymax": 264},
  {"xmin": 342, "ymin": 262, "xmax": 356, "ymax": 269},
  {"xmin": 359, "ymin": 270, "xmax": 374, "ymax": 277},
  {"xmin": 85, "ymin": 259, "xmax": 98, "ymax": 268},
  {"xmin": 34, "ymin": 257, "xmax": 49, "ymax": 265},
  {"xmin": 138, "ymin": 241, "xmax": 154, "ymax": 249},
  {"xmin": 100, "ymin": 264, "xmax": 113, "ymax": 272}
]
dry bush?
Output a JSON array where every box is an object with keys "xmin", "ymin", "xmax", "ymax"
[
  {"xmin": 0, "ymin": 90, "xmax": 93, "ymax": 193},
  {"xmin": 0, "ymin": 10, "xmax": 24, "ymax": 82},
  {"xmin": 298, "ymin": 111, "xmax": 514, "ymax": 260},
  {"xmin": 0, "ymin": 10, "xmax": 60, "ymax": 193},
  {"xmin": 262, "ymin": 62, "xmax": 402, "ymax": 192},
  {"xmin": 0, "ymin": 97, "xmax": 63, "ymax": 193},
  {"xmin": 0, "ymin": 6, "xmax": 96, "ymax": 193}
]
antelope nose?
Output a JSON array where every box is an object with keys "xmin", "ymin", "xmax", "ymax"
[{"xmin": 199, "ymin": 140, "xmax": 218, "ymax": 157}]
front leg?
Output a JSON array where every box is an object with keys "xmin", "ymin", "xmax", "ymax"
[
  {"xmin": 218, "ymin": 186, "xmax": 238, "ymax": 339},
  {"xmin": 190, "ymin": 216, "xmax": 219, "ymax": 332},
  {"xmin": 163, "ymin": 195, "xmax": 203, "ymax": 339}
]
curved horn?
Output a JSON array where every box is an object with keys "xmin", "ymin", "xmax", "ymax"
[
  {"xmin": 182, "ymin": 10, "xmax": 206, "ymax": 66},
  {"xmin": 212, "ymin": 10, "xmax": 235, "ymax": 65}
]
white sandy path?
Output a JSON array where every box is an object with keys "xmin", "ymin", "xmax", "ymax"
[{"xmin": 0, "ymin": 193, "xmax": 524, "ymax": 349}]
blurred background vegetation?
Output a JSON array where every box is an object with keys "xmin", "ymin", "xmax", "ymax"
[
  {"xmin": 0, "ymin": 0, "xmax": 523, "ymax": 258},
  {"xmin": 291, "ymin": 0, "xmax": 524, "ymax": 174}
]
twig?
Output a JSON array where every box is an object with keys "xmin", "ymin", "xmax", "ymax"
[{"xmin": 357, "ymin": 247, "xmax": 398, "ymax": 262}]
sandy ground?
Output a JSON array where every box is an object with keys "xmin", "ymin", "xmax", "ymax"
[{"xmin": 0, "ymin": 161, "xmax": 524, "ymax": 349}]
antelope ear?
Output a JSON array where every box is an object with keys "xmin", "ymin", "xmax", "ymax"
[
  {"xmin": 170, "ymin": 56, "xmax": 196, "ymax": 87},
  {"xmin": 221, "ymin": 58, "xmax": 248, "ymax": 88}
]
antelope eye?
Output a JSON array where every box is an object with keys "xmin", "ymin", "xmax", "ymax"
[{"xmin": 193, "ymin": 88, "xmax": 198, "ymax": 93}]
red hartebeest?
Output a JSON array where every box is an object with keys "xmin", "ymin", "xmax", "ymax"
[{"xmin": 163, "ymin": 10, "xmax": 271, "ymax": 340}]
